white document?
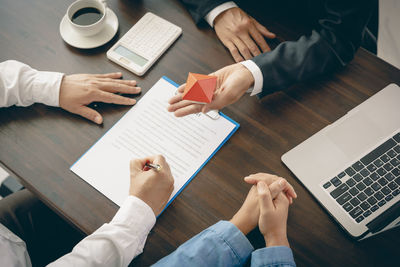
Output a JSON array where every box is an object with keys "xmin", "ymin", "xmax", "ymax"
[{"xmin": 71, "ymin": 77, "xmax": 238, "ymax": 208}]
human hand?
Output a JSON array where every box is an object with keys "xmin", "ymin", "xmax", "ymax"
[
  {"xmin": 230, "ymin": 186, "xmax": 259, "ymax": 235},
  {"xmin": 59, "ymin": 72, "xmax": 141, "ymax": 124},
  {"xmin": 257, "ymin": 181, "xmax": 290, "ymax": 247},
  {"xmin": 214, "ymin": 7, "xmax": 275, "ymax": 62},
  {"xmin": 168, "ymin": 63, "xmax": 253, "ymax": 117},
  {"xmin": 230, "ymin": 178, "xmax": 295, "ymax": 235},
  {"xmin": 129, "ymin": 155, "xmax": 174, "ymax": 215},
  {"xmin": 244, "ymin": 173, "xmax": 297, "ymax": 204}
]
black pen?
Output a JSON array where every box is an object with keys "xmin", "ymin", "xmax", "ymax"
[{"xmin": 145, "ymin": 162, "xmax": 162, "ymax": 171}]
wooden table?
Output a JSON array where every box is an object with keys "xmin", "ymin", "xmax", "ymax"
[{"xmin": 1, "ymin": 0, "xmax": 399, "ymax": 266}]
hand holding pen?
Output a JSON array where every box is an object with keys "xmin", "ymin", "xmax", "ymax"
[{"xmin": 129, "ymin": 155, "xmax": 175, "ymax": 215}]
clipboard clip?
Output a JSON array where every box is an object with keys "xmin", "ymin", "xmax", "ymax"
[
  {"xmin": 204, "ymin": 110, "xmax": 220, "ymax": 120},
  {"xmin": 194, "ymin": 110, "xmax": 220, "ymax": 120}
]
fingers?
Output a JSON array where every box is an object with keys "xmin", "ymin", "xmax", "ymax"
[
  {"xmin": 169, "ymin": 95, "xmax": 212, "ymax": 117},
  {"xmin": 168, "ymin": 85, "xmax": 199, "ymax": 115},
  {"xmin": 177, "ymin": 84, "xmax": 185, "ymax": 94},
  {"xmin": 168, "ymin": 98, "xmax": 195, "ymax": 112},
  {"xmin": 94, "ymin": 91, "xmax": 136, "ymax": 105},
  {"xmin": 169, "ymin": 86, "xmax": 230, "ymax": 115},
  {"xmin": 224, "ymin": 41, "xmax": 244, "ymax": 62},
  {"xmin": 98, "ymin": 82, "xmax": 141, "ymax": 94},
  {"xmin": 259, "ymin": 178, "xmax": 293, "ymax": 204},
  {"xmin": 75, "ymin": 106, "xmax": 103, "ymax": 124},
  {"xmin": 249, "ymin": 26, "xmax": 271, "ymax": 52},
  {"xmin": 154, "ymin": 154, "xmax": 172, "ymax": 172},
  {"xmin": 257, "ymin": 181, "xmax": 274, "ymax": 213},
  {"xmin": 130, "ymin": 159, "xmax": 146, "ymax": 175},
  {"xmin": 169, "ymin": 100, "xmax": 221, "ymax": 117},
  {"xmin": 98, "ymin": 78, "xmax": 138, "ymax": 87},
  {"xmin": 92, "ymin": 72, "xmax": 123, "ymax": 79},
  {"xmin": 268, "ymin": 179, "xmax": 288, "ymax": 199},
  {"xmin": 89, "ymin": 73, "xmax": 141, "ymax": 94},
  {"xmin": 168, "ymin": 94, "xmax": 183, "ymax": 106},
  {"xmin": 232, "ymin": 37, "xmax": 252, "ymax": 60},
  {"xmin": 153, "ymin": 154, "xmax": 167, "ymax": 166},
  {"xmin": 174, "ymin": 104, "xmax": 203, "ymax": 117},
  {"xmin": 284, "ymin": 183, "xmax": 297, "ymax": 199},
  {"xmin": 168, "ymin": 96, "xmax": 203, "ymax": 117},
  {"xmin": 239, "ymin": 33, "xmax": 262, "ymax": 57},
  {"xmin": 244, "ymin": 173, "xmax": 279, "ymax": 185},
  {"xmin": 275, "ymin": 191, "xmax": 290, "ymax": 209},
  {"xmin": 253, "ymin": 20, "xmax": 276, "ymax": 39},
  {"xmin": 286, "ymin": 194, "xmax": 293, "ymax": 205},
  {"xmin": 130, "ymin": 155, "xmax": 158, "ymax": 174},
  {"xmin": 272, "ymin": 179, "xmax": 297, "ymax": 201},
  {"xmin": 244, "ymin": 173, "xmax": 297, "ymax": 200}
]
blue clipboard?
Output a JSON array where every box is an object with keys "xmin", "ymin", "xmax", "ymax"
[
  {"xmin": 158, "ymin": 76, "xmax": 240, "ymax": 216},
  {"xmin": 71, "ymin": 76, "xmax": 239, "ymax": 216}
]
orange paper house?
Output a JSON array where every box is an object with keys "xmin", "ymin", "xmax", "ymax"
[{"xmin": 182, "ymin": 73, "xmax": 217, "ymax": 103}]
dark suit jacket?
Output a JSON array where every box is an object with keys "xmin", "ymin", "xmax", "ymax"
[{"xmin": 180, "ymin": 0, "xmax": 374, "ymax": 97}]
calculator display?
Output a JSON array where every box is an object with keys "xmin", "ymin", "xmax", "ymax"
[{"xmin": 114, "ymin": 45, "xmax": 148, "ymax": 67}]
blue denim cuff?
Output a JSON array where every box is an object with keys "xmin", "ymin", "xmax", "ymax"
[
  {"xmin": 251, "ymin": 246, "xmax": 296, "ymax": 267},
  {"xmin": 209, "ymin": 220, "xmax": 254, "ymax": 264}
]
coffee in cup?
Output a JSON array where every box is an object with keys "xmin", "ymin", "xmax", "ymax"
[
  {"xmin": 71, "ymin": 7, "xmax": 103, "ymax": 26},
  {"xmin": 66, "ymin": 0, "xmax": 107, "ymax": 36}
]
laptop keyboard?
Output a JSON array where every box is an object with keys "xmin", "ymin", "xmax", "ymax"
[{"xmin": 322, "ymin": 132, "xmax": 400, "ymax": 223}]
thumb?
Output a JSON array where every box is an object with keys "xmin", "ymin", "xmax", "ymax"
[
  {"xmin": 244, "ymin": 176, "xmax": 257, "ymax": 185},
  {"xmin": 177, "ymin": 83, "xmax": 186, "ymax": 94},
  {"xmin": 253, "ymin": 20, "xmax": 276, "ymax": 39},
  {"xmin": 75, "ymin": 106, "xmax": 103, "ymax": 124},
  {"xmin": 268, "ymin": 179, "xmax": 287, "ymax": 199},
  {"xmin": 257, "ymin": 181, "xmax": 273, "ymax": 214}
]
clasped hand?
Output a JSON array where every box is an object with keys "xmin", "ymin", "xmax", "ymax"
[{"xmin": 230, "ymin": 173, "xmax": 297, "ymax": 247}]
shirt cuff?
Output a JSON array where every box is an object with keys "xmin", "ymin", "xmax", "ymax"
[
  {"xmin": 209, "ymin": 221, "xmax": 254, "ymax": 263},
  {"xmin": 240, "ymin": 60, "xmax": 263, "ymax": 96},
  {"xmin": 32, "ymin": 71, "xmax": 64, "ymax": 107},
  {"xmin": 251, "ymin": 246, "xmax": 296, "ymax": 267},
  {"xmin": 111, "ymin": 195, "xmax": 156, "ymax": 234},
  {"xmin": 204, "ymin": 2, "xmax": 238, "ymax": 27}
]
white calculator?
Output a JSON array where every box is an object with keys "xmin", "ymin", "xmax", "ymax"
[{"xmin": 107, "ymin": 12, "xmax": 182, "ymax": 76}]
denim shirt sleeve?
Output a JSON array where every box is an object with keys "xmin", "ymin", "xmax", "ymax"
[
  {"xmin": 152, "ymin": 220, "xmax": 254, "ymax": 267},
  {"xmin": 251, "ymin": 246, "xmax": 296, "ymax": 267}
]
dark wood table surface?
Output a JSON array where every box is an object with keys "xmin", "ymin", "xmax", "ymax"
[{"xmin": 1, "ymin": 0, "xmax": 399, "ymax": 266}]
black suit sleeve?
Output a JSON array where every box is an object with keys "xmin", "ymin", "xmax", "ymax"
[
  {"xmin": 179, "ymin": 0, "xmax": 231, "ymax": 24},
  {"xmin": 252, "ymin": 0, "xmax": 374, "ymax": 98}
]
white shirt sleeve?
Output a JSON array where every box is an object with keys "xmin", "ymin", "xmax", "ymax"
[
  {"xmin": 0, "ymin": 60, "xmax": 63, "ymax": 108},
  {"xmin": 240, "ymin": 60, "xmax": 264, "ymax": 96},
  {"xmin": 204, "ymin": 2, "xmax": 238, "ymax": 27},
  {"xmin": 48, "ymin": 196, "xmax": 156, "ymax": 267}
]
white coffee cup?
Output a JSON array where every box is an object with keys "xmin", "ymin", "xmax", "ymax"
[{"xmin": 66, "ymin": 0, "xmax": 107, "ymax": 37}]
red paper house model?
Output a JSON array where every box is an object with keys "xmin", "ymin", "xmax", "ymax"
[{"xmin": 182, "ymin": 73, "xmax": 217, "ymax": 103}]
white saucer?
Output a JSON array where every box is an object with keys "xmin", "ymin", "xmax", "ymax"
[{"xmin": 59, "ymin": 8, "xmax": 118, "ymax": 49}]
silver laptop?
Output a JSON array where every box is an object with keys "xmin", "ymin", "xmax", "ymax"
[{"xmin": 282, "ymin": 83, "xmax": 400, "ymax": 240}]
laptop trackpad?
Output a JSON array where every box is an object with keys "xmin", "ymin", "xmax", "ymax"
[{"xmin": 326, "ymin": 112, "xmax": 383, "ymax": 159}]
